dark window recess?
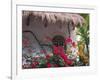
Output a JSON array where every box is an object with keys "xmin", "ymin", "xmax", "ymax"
[{"xmin": 52, "ymin": 35, "xmax": 65, "ymax": 47}]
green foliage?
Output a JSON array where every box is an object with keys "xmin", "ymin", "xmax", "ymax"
[
  {"xmin": 77, "ymin": 14, "xmax": 89, "ymax": 53},
  {"xmin": 38, "ymin": 59, "xmax": 47, "ymax": 68},
  {"xmin": 37, "ymin": 55, "xmax": 65, "ymax": 68},
  {"xmin": 48, "ymin": 55, "xmax": 65, "ymax": 67}
]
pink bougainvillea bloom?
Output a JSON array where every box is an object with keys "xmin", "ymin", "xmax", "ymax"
[
  {"xmin": 58, "ymin": 46, "xmax": 64, "ymax": 52},
  {"xmin": 72, "ymin": 42, "xmax": 76, "ymax": 47},
  {"xmin": 46, "ymin": 54, "xmax": 51, "ymax": 59},
  {"xmin": 31, "ymin": 64, "xmax": 36, "ymax": 68},
  {"xmin": 53, "ymin": 45, "xmax": 73, "ymax": 65},
  {"xmin": 66, "ymin": 37, "xmax": 72, "ymax": 43},
  {"xmin": 64, "ymin": 37, "xmax": 73, "ymax": 45},
  {"xmin": 60, "ymin": 53, "xmax": 73, "ymax": 65},
  {"xmin": 47, "ymin": 63, "xmax": 52, "ymax": 67},
  {"xmin": 32, "ymin": 62, "xmax": 39, "ymax": 68},
  {"xmin": 34, "ymin": 62, "xmax": 39, "ymax": 65},
  {"xmin": 57, "ymin": 46, "xmax": 73, "ymax": 65},
  {"xmin": 65, "ymin": 59, "xmax": 73, "ymax": 65},
  {"xmin": 53, "ymin": 46, "xmax": 59, "ymax": 55},
  {"xmin": 53, "ymin": 46, "xmax": 64, "ymax": 55}
]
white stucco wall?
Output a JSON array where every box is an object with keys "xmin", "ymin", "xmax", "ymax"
[{"xmin": 22, "ymin": 15, "xmax": 76, "ymax": 45}]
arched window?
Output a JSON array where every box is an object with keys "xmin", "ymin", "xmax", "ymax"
[{"xmin": 52, "ymin": 35, "xmax": 65, "ymax": 47}]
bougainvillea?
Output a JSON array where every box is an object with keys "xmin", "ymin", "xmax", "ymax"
[
  {"xmin": 22, "ymin": 36, "xmax": 89, "ymax": 68},
  {"xmin": 53, "ymin": 45, "xmax": 73, "ymax": 65}
]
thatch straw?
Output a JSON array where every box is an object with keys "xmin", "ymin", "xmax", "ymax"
[{"xmin": 23, "ymin": 11, "xmax": 85, "ymax": 27}]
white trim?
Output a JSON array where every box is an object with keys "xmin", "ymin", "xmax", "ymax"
[{"xmin": 12, "ymin": 4, "xmax": 97, "ymax": 80}]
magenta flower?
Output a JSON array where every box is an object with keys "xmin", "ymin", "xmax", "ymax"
[
  {"xmin": 53, "ymin": 46, "xmax": 59, "ymax": 55},
  {"xmin": 47, "ymin": 63, "xmax": 52, "ymax": 67},
  {"xmin": 66, "ymin": 37, "xmax": 72, "ymax": 43},
  {"xmin": 46, "ymin": 54, "xmax": 51, "ymax": 59},
  {"xmin": 72, "ymin": 42, "xmax": 76, "ymax": 47},
  {"xmin": 53, "ymin": 45, "xmax": 73, "ymax": 65},
  {"xmin": 59, "ymin": 49, "xmax": 73, "ymax": 65}
]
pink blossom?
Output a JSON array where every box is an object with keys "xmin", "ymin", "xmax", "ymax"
[
  {"xmin": 53, "ymin": 45, "xmax": 73, "ymax": 65},
  {"xmin": 66, "ymin": 37, "xmax": 72, "ymax": 43},
  {"xmin": 47, "ymin": 63, "xmax": 52, "ymax": 67},
  {"xmin": 53, "ymin": 46, "xmax": 59, "ymax": 55},
  {"xmin": 72, "ymin": 42, "xmax": 76, "ymax": 47},
  {"xmin": 46, "ymin": 54, "xmax": 51, "ymax": 59}
]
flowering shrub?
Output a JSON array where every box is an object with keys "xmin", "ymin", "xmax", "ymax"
[{"xmin": 22, "ymin": 37, "xmax": 89, "ymax": 69}]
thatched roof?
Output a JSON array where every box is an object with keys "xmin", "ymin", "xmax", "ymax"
[{"xmin": 23, "ymin": 11, "xmax": 85, "ymax": 27}]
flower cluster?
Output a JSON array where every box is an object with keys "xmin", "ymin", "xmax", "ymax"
[{"xmin": 22, "ymin": 37, "xmax": 89, "ymax": 69}]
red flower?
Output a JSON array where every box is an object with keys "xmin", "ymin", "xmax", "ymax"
[
  {"xmin": 46, "ymin": 54, "xmax": 51, "ymax": 59},
  {"xmin": 60, "ymin": 53, "xmax": 73, "ymax": 65},
  {"xmin": 34, "ymin": 62, "xmax": 39, "ymax": 65},
  {"xmin": 31, "ymin": 64, "xmax": 36, "ymax": 68},
  {"xmin": 47, "ymin": 63, "xmax": 52, "ymax": 67},
  {"xmin": 31, "ymin": 61, "xmax": 39, "ymax": 68},
  {"xmin": 53, "ymin": 46, "xmax": 59, "ymax": 55},
  {"xmin": 72, "ymin": 42, "xmax": 76, "ymax": 47},
  {"xmin": 66, "ymin": 60, "xmax": 73, "ymax": 65},
  {"xmin": 57, "ymin": 46, "xmax": 73, "ymax": 65},
  {"xmin": 53, "ymin": 45, "xmax": 73, "ymax": 65},
  {"xmin": 65, "ymin": 37, "xmax": 72, "ymax": 44}
]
